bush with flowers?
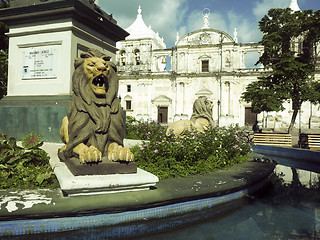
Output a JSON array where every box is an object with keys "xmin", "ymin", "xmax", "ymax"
[
  {"xmin": 125, "ymin": 116, "xmax": 167, "ymax": 141},
  {"xmin": 127, "ymin": 117, "xmax": 252, "ymax": 179}
]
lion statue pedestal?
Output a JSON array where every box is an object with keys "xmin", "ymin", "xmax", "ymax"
[{"xmin": 58, "ymin": 49, "xmax": 135, "ymax": 176}]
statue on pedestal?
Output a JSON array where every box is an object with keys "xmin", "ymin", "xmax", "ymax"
[{"xmin": 58, "ymin": 49, "xmax": 134, "ymax": 175}]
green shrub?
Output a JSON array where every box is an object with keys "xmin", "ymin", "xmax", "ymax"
[
  {"xmin": 125, "ymin": 116, "xmax": 167, "ymax": 141},
  {"xmin": 131, "ymin": 124, "xmax": 252, "ymax": 179},
  {"xmin": 0, "ymin": 132, "xmax": 59, "ymax": 189}
]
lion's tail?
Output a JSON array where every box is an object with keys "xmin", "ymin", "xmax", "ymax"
[{"xmin": 60, "ymin": 116, "xmax": 69, "ymax": 144}]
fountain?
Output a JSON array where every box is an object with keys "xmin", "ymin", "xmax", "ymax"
[{"xmin": 0, "ymin": 1, "xmax": 296, "ymax": 238}]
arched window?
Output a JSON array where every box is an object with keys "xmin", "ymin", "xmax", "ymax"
[
  {"xmin": 124, "ymin": 95, "xmax": 133, "ymax": 111},
  {"xmin": 134, "ymin": 49, "xmax": 140, "ymax": 65},
  {"xmin": 120, "ymin": 50, "xmax": 126, "ymax": 66}
]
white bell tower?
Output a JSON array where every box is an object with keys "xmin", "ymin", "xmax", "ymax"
[{"xmin": 289, "ymin": 0, "xmax": 301, "ymax": 11}]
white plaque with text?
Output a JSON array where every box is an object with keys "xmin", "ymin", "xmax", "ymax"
[{"xmin": 21, "ymin": 46, "xmax": 57, "ymax": 79}]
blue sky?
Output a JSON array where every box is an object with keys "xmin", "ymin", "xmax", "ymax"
[{"xmin": 99, "ymin": 0, "xmax": 319, "ymax": 48}]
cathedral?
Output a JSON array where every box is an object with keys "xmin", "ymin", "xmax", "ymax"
[{"xmin": 116, "ymin": 1, "xmax": 320, "ymax": 130}]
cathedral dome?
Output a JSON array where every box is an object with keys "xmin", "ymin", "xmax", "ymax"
[{"xmin": 125, "ymin": 6, "xmax": 166, "ymax": 49}]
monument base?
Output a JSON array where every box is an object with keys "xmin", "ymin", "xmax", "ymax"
[
  {"xmin": 62, "ymin": 157, "xmax": 137, "ymax": 176},
  {"xmin": 0, "ymin": 95, "xmax": 70, "ymax": 142},
  {"xmin": 56, "ymin": 167, "xmax": 158, "ymax": 197},
  {"xmin": 48, "ymin": 143, "xmax": 159, "ymax": 197}
]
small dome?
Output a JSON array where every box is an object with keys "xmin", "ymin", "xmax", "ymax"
[{"xmin": 125, "ymin": 6, "xmax": 166, "ymax": 49}]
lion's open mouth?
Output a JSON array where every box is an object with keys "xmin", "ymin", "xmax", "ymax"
[
  {"xmin": 92, "ymin": 74, "xmax": 106, "ymax": 88},
  {"xmin": 91, "ymin": 74, "xmax": 107, "ymax": 95}
]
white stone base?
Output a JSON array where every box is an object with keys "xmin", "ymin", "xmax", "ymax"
[{"xmin": 44, "ymin": 143, "xmax": 159, "ymax": 196}]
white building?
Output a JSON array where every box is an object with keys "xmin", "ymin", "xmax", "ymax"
[{"xmin": 116, "ymin": 3, "xmax": 320, "ymax": 130}]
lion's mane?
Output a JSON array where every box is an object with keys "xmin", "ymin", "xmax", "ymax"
[
  {"xmin": 62, "ymin": 49, "xmax": 124, "ymax": 160},
  {"xmin": 166, "ymin": 96, "xmax": 214, "ymax": 136},
  {"xmin": 190, "ymin": 96, "xmax": 214, "ymax": 125}
]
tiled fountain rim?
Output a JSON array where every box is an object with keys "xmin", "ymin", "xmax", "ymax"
[{"xmin": 0, "ymin": 141, "xmax": 276, "ymax": 236}]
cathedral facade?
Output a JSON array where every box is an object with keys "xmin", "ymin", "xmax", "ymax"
[{"xmin": 116, "ymin": 5, "xmax": 320, "ymax": 130}]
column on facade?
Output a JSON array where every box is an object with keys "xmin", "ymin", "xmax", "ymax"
[
  {"xmin": 174, "ymin": 82, "xmax": 178, "ymax": 118},
  {"xmin": 227, "ymin": 81, "xmax": 231, "ymax": 116},
  {"xmin": 146, "ymin": 83, "xmax": 150, "ymax": 119},
  {"xmin": 220, "ymin": 81, "xmax": 227, "ymax": 116},
  {"xmin": 175, "ymin": 82, "xmax": 185, "ymax": 116},
  {"xmin": 221, "ymin": 81, "xmax": 232, "ymax": 117},
  {"xmin": 136, "ymin": 82, "xmax": 143, "ymax": 120},
  {"xmin": 217, "ymin": 76, "xmax": 222, "ymax": 125},
  {"xmin": 138, "ymin": 82, "xmax": 150, "ymax": 120},
  {"xmin": 240, "ymin": 50, "xmax": 245, "ymax": 68}
]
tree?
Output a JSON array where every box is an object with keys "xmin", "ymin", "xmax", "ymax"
[
  {"xmin": 241, "ymin": 8, "xmax": 320, "ymax": 133},
  {"xmin": 0, "ymin": 0, "xmax": 9, "ymax": 99}
]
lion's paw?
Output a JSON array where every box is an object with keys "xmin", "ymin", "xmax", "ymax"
[
  {"xmin": 75, "ymin": 144, "xmax": 102, "ymax": 164},
  {"xmin": 108, "ymin": 143, "xmax": 134, "ymax": 162}
]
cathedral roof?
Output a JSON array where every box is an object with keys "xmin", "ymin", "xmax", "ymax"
[
  {"xmin": 175, "ymin": 28, "xmax": 235, "ymax": 47},
  {"xmin": 125, "ymin": 6, "xmax": 166, "ymax": 49}
]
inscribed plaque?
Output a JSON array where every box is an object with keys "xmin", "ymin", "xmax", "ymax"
[{"xmin": 21, "ymin": 46, "xmax": 57, "ymax": 79}]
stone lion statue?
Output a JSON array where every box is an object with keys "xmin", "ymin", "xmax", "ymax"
[
  {"xmin": 166, "ymin": 96, "xmax": 214, "ymax": 136},
  {"xmin": 59, "ymin": 49, "xmax": 133, "ymax": 164}
]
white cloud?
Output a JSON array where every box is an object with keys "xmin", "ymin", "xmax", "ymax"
[
  {"xmin": 226, "ymin": 10, "xmax": 262, "ymax": 43},
  {"xmin": 253, "ymin": 0, "xmax": 289, "ymax": 20},
  {"xmin": 99, "ymin": 0, "xmax": 294, "ymax": 48},
  {"xmin": 208, "ymin": 11, "xmax": 228, "ymax": 34},
  {"xmin": 185, "ymin": 11, "xmax": 203, "ymax": 33},
  {"xmin": 142, "ymin": 0, "xmax": 188, "ymax": 47},
  {"xmin": 184, "ymin": 7, "xmax": 264, "ymax": 44},
  {"xmin": 99, "ymin": 0, "xmax": 187, "ymax": 48}
]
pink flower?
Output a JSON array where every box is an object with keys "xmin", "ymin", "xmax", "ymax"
[
  {"xmin": 181, "ymin": 145, "xmax": 184, "ymax": 148},
  {"xmin": 194, "ymin": 149, "xmax": 198, "ymax": 151},
  {"xmin": 154, "ymin": 149, "xmax": 158, "ymax": 153},
  {"xmin": 140, "ymin": 147, "xmax": 144, "ymax": 150}
]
